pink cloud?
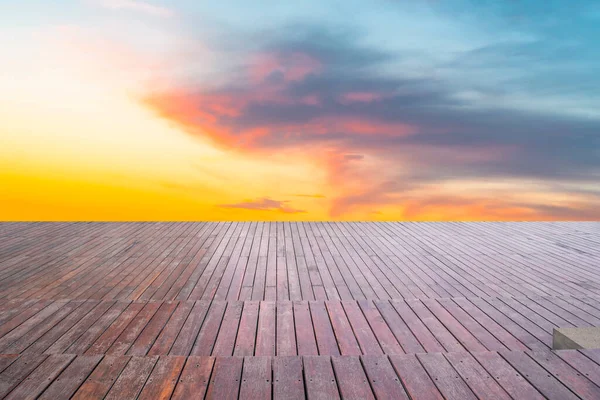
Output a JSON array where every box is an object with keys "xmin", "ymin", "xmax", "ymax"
[{"xmin": 220, "ymin": 197, "xmax": 306, "ymax": 214}]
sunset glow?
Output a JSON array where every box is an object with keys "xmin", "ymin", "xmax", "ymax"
[{"xmin": 2, "ymin": 1, "xmax": 599, "ymax": 220}]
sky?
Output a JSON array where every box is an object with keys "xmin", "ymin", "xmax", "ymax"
[{"xmin": 1, "ymin": 0, "xmax": 599, "ymax": 221}]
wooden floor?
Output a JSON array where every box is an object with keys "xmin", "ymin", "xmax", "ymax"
[{"xmin": 0, "ymin": 222, "xmax": 599, "ymax": 398}]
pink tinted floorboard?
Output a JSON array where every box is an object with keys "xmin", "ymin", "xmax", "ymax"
[{"xmin": 0, "ymin": 222, "xmax": 599, "ymax": 398}]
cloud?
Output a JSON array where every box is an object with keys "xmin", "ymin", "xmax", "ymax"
[
  {"xmin": 219, "ymin": 198, "xmax": 306, "ymax": 214},
  {"xmin": 142, "ymin": 22, "xmax": 600, "ymax": 219},
  {"xmin": 92, "ymin": 0, "xmax": 173, "ymax": 17},
  {"xmin": 291, "ymin": 194, "xmax": 326, "ymax": 198},
  {"xmin": 343, "ymin": 154, "xmax": 364, "ymax": 161},
  {"xmin": 516, "ymin": 202, "xmax": 600, "ymax": 221}
]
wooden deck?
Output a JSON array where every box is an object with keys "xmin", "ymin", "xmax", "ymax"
[{"xmin": 0, "ymin": 222, "xmax": 599, "ymax": 398}]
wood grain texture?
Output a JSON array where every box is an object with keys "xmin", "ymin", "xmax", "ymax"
[{"xmin": 1, "ymin": 222, "xmax": 599, "ymax": 398}]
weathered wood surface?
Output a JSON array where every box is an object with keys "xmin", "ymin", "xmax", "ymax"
[
  {"xmin": 0, "ymin": 222, "xmax": 599, "ymax": 302},
  {"xmin": 1, "ymin": 352, "xmax": 597, "ymax": 399},
  {"xmin": 0, "ymin": 296, "xmax": 597, "ymax": 357},
  {"xmin": 0, "ymin": 222, "xmax": 599, "ymax": 398}
]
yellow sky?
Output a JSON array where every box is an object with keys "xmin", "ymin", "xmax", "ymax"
[
  {"xmin": 1, "ymin": 21, "xmax": 596, "ymax": 221},
  {"xmin": 0, "ymin": 27, "xmax": 328, "ymax": 221}
]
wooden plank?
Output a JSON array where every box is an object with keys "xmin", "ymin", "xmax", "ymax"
[
  {"xmin": 227, "ymin": 256, "xmax": 250, "ymax": 300},
  {"xmin": 7, "ymin": 220, "xmax": 600, "ymax": 400},
  {"xmin": 326, "ymin": 300, "xmax": 362, "ymax": 355},
  {"xmin": 0, "ymin": 299, "xmax": 85, "ymax": 353},
  {"xmin": 85, "ymin": 302, "xmax": 145, "ymax": 355},
  {"xmin": 0, "ymin": 299, "xmax": 38, "ymax": 327},
  {"xmin": 452, "ymin": 297, "xmax": 530, "ymax": 351},
  {"xmin": 106, "ymin": 302, "xmax": 161, "ymax": 355},
  {"xmin": 148, "ymin": 301, "xmax": 194, "ymax": 356},
  {"xmin": 472, "ymin": 351, "xmax": 544, "ymax": 400},
  {"xmin": 342, "ymin": 301, "xmax": 383, "ymax": 355},
  {"xmin": 375, "ymin": 300, "xmax": 424, "ymax": 353},
  {"xmin": 2, "ymin": 222, "xmax": 600, "ymax": 307},
  {"xmin": 104, "ymin": 356, "xmax": 158, "ymax": 400},
  {"xmin": 391, "ymin": 299, "xmax": 445, "ymax": 353},
  {"xmin": 444, "ymin": 352, "xmax": 511, "ymax": 400},
  {"xmin": 505, "ymin": 297, "xmax": 572, "ymax": 331},
  {"xmin": 294, "ymin": 301, "xmax": 318, "ymax": 355},
  {"xmin": 171, "ymin": 356, "xmax": 214, "ymax": 400},
  {"xmin": 234, "ymin": 301, "xmax": 260, "ymax": 356},
  {"xmin": 255, "ymin": 301, "xmax": 276, "ymax": 356},
  {"xmin": 466, "ymin": 297, "xmax": 548, "ymax": 351},
  {"xmin": 309, "ymin": 301, "xmax": 340, "ymax": 355},
  {"xmin": 213, "ymin": 237, "xmax": 246, "ymax": 301},
  {"xmin": 38, "ymin": 355, "xmax": 103, "ymax": 399},
  {"xmin": 162, "ymin": 227, "xmax": 218, "ymax": 301},
  {"xmin": 560, "ymin": 297, "xmax": 600, "ymax": 322},
  {"xmin": 303, "ymin": 356, "xmax": 340, "ymax": 400},
  {"xmin": 276, "ymin": 228, "xmax": 289, "ymax": 300},
  {"xmin": 191, "ymin": 301, "xmax": 227, "ymax": 356},
  {"xmin": 138, "ymin": 355, "xmax": 186, "ymax": 400},
  {"xmin": 556, "ymin": 349, "xmax": 600, "ymax": 387},
  {"xmin": 389, "ymin": 354, "xmax": 444, "ymax": 400},
  {"xmin": 296, "ymin": 256, "xmax": 316, "ymax": 300},
  {"xmin": 361, "ymin": 355, "xmax": 409, "ymax": 399},
  {"xmin": 187, "ymin": 223, "xmax": 239, "ymax": 301},
  {"xmin": 212, "ymin": 301, "xmax": 243, "ymax": 356},
  {"xmin": 276, "ymin": 301, "xmax": 297, "ymax": 356},
  {"xmin": 0, "ymin": 300, "xmax": 68, "ymax": 351},
  {"xmin": 481, "ymin": 297, "xmax": 557, "ymax": 347},
  {"xmin": 43, "ymin": 301, "xmax": 115, "ymax": 354},
  {"xmin": 239, "ymin": 356, "xmax": 271, "ymax": 399},
  {"xmin": 127, "ymin": 301, "xmax": 178, "ymax": 355},
  {"xmin": 72, "ymin": 355, "xmax": 131, "ymax": 400},
  {"xmin": 4, "ymin": 354, "xmax": 74, "ymax": 400},
  {"xmin": 0, "ymin": 355, "xmax": 18, "ymax": 374},
  {"xmin": 417, "ymin": 352, "xmax": 478, "ymax": 400},
  {"xmin": 581, "ymin": 348, "xmax": 600, "ymax": 365},
  {"xmin": 0, "ymin": 354, "xmax": 48, "ymax": 398},
  {"xmin": 528, "ymin": 350, "xmax": 600, "ymax": 399},
  {"xmin": 422, "ymin": 299, "xmax": 486, "ymax": 352},
  {"xmin": 302, "ymin": 230, "xmax": 340, "ymax": 300},
  {"xmin": 285, "ymin": 236, "xmax": 303, "ymax": 301},
  {"xmin": 500, "ymin": 350, "xmax": 579, "ymax": 400},
  {"xmin": 169, "ymin": 300, "xmax": 211, "ymax": 356},
  {"xmin": 273, "ymin": 356, "xmax": 305, "ymax": 399},
  {"xmin": 529, "ymin": 296, "xmax": 596, "ymax": 326},
  {"xmin": 154, "ymin": 224, "xmax": 217, "ymax": 301},
  {"xmin": 65, "ymin": 301, "xmax": 132, "ymax": 354},
  {"xmin": 265, "ymin": 234, "xmax": 277, "ymax": 301},
  {"xmin": 405, "ymin": 298, "xmax": 465, "ymax": 352},
  {"xmin": 359, "ymin": 300, "xmax": 404, "ymax": 355},
  {"xmin": 437, "ymin": 297, "xmax": 507, "ymax": 351},
  {"xmin": 205, "ymin": 356, "xmax": 243, "ymax": 400},
  {"xmin": 252, "ymin": 255, "xmax": 267, "ymax": 300},
  {"xmin": 331, "ymin": 356, "xmax": 375, "ymax": 400},
  {"xmin": 171, "ymin": 224, "xmax": 228, "ymax": 301}
]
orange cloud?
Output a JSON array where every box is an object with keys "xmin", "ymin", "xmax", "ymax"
[
  {"xmin": 291, "ymin": 194, "xmax": 326, "ymax": 198},
  {"xmin": 138, "ymin": 36, "xmax": 600, "ymax": 221},
  {"xmin": 142, "ymin": 90, "xmax": 415, "ymax": 153},
  {"xmin": 142, "ymin": 91, "xmax": 247, "ymax": 149},
  {"xmin": 219, "ymin": 197, "xmax": 306, "ymax": 214}
]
